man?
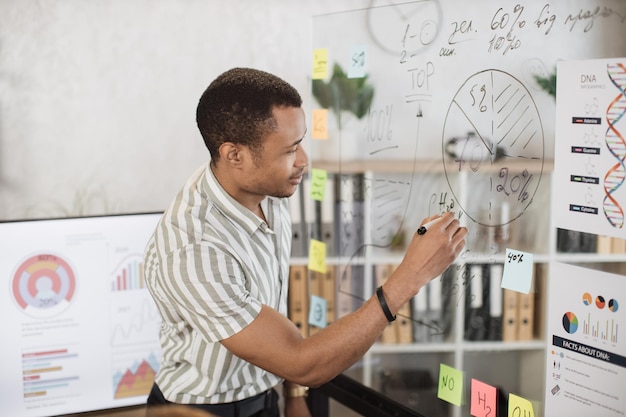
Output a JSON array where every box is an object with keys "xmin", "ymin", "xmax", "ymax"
[{"xmin": 144, "ymin": 67, "xmax": 467, "ymax": 417}]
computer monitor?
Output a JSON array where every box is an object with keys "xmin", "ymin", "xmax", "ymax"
[{"xmin": 0, "ymin": 212, "xmax": 163, "ymax": 417}]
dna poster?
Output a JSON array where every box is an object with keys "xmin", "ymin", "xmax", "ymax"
[
  {"xmin": 545, "ymin": 262, "xmax": 626, "ymax": 417},
  {"xmin": 553, "ymin": 57, "xmax": 626, "ymax": 238}
]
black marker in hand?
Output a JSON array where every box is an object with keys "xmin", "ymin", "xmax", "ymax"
[{"xmin": 417, "ymin": 216, "xmax": 442, "ymax": 235}]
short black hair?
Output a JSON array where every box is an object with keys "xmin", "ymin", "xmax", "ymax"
[{"xmin": 196, "ymin": 67, "xmax": 302, "ymax": 161}]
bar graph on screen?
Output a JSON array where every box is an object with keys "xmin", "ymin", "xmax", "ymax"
[
  {"xmin": 111, "ymin": 254, "xmax": 146, "ymax": 291},
  {"xmin": 22, "ymin": 347, "xmax": 81, "ymax": 400}
]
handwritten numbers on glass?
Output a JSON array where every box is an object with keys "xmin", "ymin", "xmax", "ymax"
[
  {"xmin": 494, "ymin": 168, "xmax": 533, "ymax": 203},
  {"xmin": 400, "ymin": 21, "xmax": 438, "ymax": 64},
  {"xmin": 470, "ymin": 84, "xmax": 487, "ymax": 112},
  {"xmin": 366, "ymin": 104, "xmax": 393, "ymax": 144},
  {"xmin": 489, "ymin": 5, "xmax": 524, "ymax": 55}
]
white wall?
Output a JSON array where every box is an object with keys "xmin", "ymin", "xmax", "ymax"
[
  {"xmin": 0, "ymin": 0, "xmax": 370, "ymax": 220},
  {"xmin": 1, "ymin": 0, "xmax": 624, "ymax": 221}
]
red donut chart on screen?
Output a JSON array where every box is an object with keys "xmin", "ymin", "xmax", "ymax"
[{"xmin": 11, "ymin": 253, "xmax": 77, "ymax": 318}]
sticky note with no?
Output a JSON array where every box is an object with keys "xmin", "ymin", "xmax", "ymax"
[
  {"xmin": 438, "ymin": 363, "xmax": 463, "ymax": 406},
  {"xmin": 470, "ymin": 378, "xmax": 497, "ymax": 417},
  {"xmin": 308, "ymin": 295, "xmax": 327, "ymax": 328},
  {"xmin": 508, "ymin": 393, "xmax": 535, "ymax": 417},
  {"xmin": 501, "ymin": 248, "xmax": 533, "ymax": 294},
  {"xmin": 312, "ymin": 108, "xmax": 328, "ymax": 140},
  {"xmin": 312, "ymin": 48, "xmax": 328, "ymax": 80},
  {"xmin": 308, "ymin": 239, "xmax": 326, "ymax": 274}
]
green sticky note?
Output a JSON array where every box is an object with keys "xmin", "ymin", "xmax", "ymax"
[
  {"xmin": 438, "ymin": 363, "xmax": 463, "ymax": 406},
  {"xmin": 508, "ymin": 393, "xmax": 535, "ymax": 417},
  {"xmin": 310, "ymin": 168, "xmax": 328, "ymax": 201}
]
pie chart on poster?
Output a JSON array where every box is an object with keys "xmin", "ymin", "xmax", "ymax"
[
  {"xmin": 11, "ymin": 253, "xmax": 77, "ymax": 318},
  {"xmin": 582, "ymin": 292, "xmax": 592, "ymax": 306},
  {"xmin": 562, "ymin": 312, "xmax": 578, "ymax": 334}
]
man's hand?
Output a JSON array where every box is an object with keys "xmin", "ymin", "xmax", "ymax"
[{"xmin": 382, "ymin": 211, "xmax": 466, "ymax": 315}]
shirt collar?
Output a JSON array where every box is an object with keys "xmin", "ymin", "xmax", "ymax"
[{"xmin": 202, "ymin": 163, "xmax": 276, "ymax": 236}]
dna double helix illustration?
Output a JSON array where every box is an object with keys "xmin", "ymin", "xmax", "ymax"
[{"xmin": 603, "ymin": 63, "xmax": 626, "ymax": 228}]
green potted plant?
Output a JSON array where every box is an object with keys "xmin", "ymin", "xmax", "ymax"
[
  {"xmin": 534, "ymin": 69, "xmax": 556, "ymax": 98},
  {"xmin": 312, "ymin": 63, "xmax": 375, "ymax": 160}
]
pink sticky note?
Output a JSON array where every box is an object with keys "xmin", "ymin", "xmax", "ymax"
[{"xmin": 470, "ymin": 378, "xmax": 497, "ymax": 417}]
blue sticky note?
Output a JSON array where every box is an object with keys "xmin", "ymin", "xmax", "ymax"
[
  {"xmin": 308, "ymin": 295, "xmax": 327, "ymax": 328},
  {"xmin": 501, "ymin": 248, "xmax": 533, "ymax": 294},
  {"xmin": 348, "ymin": 45, "xmax": 367, "ymax": 78}
]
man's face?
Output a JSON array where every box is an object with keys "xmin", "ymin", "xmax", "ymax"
[{"xmin": 243, "ymin": 106, "xmax": 308, "ymax": 199}]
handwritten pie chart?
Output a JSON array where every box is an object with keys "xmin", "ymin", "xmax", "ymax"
[
  {"xmin": 582, "ymin": 292, "xmax": 592, "ymax": 306},
  {"xmin": 562, "ymin": 312, "xmax": 578, "ymax": 334}
]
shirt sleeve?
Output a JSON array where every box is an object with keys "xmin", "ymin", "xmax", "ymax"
[{"xmin": 162, "ymin": 242, "xmax": 262, "ymax": 343}]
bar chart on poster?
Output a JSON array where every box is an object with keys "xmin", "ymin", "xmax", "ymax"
[
  {"xmin": 0, "ymin": 213, "xmax": 162, "ymax": 417},
  {"xmin": 545, "ymin": 263, "xmax": 625, "ymax": 416}
]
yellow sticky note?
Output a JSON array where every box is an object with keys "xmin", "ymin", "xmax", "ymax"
[
  {"xmin": 308, "ymin": 239, "xmax": 327, "ymax": 273},
  {"xmin": 312, "ymin": 109, "xmax": 328, "ymax": 140},
  {"xmin": 508, "ymin": 393, "xmax": 535, "ymax": 417},
  {"xmin": 310, "ymin": 169, "xmax": 328, "ymax": 202},
  {"xmin": 312, "ymin": 48, "xmax": 328, "ymax": 80},
  {"xmin": 438, "ymin": 363, "xmax": 463, "ymax": 406}
]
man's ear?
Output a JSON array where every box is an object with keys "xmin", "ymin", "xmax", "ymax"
[{"xmin": 219, "ymin": 142, "xmax": 244, "ymax": 166}]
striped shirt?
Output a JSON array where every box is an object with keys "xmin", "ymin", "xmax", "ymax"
[{"xmin": 144, "ymin": 163, "xmax": 291, "ymax": 404}]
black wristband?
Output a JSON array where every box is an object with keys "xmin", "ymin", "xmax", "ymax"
[{"xmin": 376, "ymin": 286, "xmax": 396, "ymax": 322}]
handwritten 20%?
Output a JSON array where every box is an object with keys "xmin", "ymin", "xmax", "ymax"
[{"xmin": 496, "ymin": 168, "xmax": 533, "ymax": 202}]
